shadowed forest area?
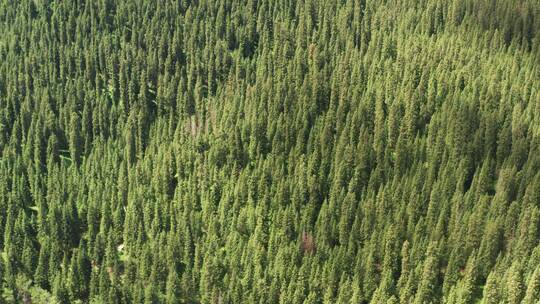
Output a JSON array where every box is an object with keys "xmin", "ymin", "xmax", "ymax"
[{"xmin": 0, "ymin": 0, "xmax": 539, "ymax": 303}]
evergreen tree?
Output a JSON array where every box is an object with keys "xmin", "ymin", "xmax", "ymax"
[
  {"xmin": 414, "ymin": 243, "xmax": 440, "ymax": 304},
  {"xmin": 506, "ymin": 262, "xmax": 524, "ymax": 304},
  {"xmin": 69, "ymin": 113, "xmax": 83, "ymax": 166},
  {"xmin": 523, "ymin": 265, "xmax": 540, "ymax": 304}
]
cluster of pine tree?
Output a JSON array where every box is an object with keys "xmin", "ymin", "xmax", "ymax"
[{"xmin": 0, "ymin": 0, "xmax": 539, "ymax": 303}]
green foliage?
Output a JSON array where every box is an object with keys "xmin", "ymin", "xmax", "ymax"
[{"xmin": 0, "ymin": 0, "xmax": 538, "ymax": 302}]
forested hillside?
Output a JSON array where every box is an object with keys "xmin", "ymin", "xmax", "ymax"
[{"xmin": 0, "ymin": 0, "xmax": 539, "ymax": 303}]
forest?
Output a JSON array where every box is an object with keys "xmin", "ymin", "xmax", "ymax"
[{"xmin": 0, "ymin": 0, "xmax": 539, "ymax": 303}]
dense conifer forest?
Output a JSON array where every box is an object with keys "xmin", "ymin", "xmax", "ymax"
[{"xmin": 0, "ymin": 0, "xmax": 539, "ymax": 303}]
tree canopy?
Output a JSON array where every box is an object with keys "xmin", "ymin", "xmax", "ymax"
[{"xmin": 0, "ymin": 0, "xmax": 539, "ymax": 303}]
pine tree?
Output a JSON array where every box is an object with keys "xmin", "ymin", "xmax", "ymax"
[
  {"xmin": 165, "ymin": 268, "xmax": 180, "ymax": 304},
  {"xmin": 456, "ymin": 254, "xmax": 478, "ymax": 304},
  {"xmin": 69, "ymin": 113, "xmax": 83, "ymax": 166},
  {"xmin": 413, "ymin": 243, "xmax": 440, "ymax": 304},
  {"xmin": 506, "ymin": 262, "xmax": 524, "ymax": 304},
  {"xmin": 482, "ymin": 269, "xmax": 501, "ymax": 304},
  {"xmin": 523, "ymin": 265, "xmax": 540, "ymax": 304}
]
